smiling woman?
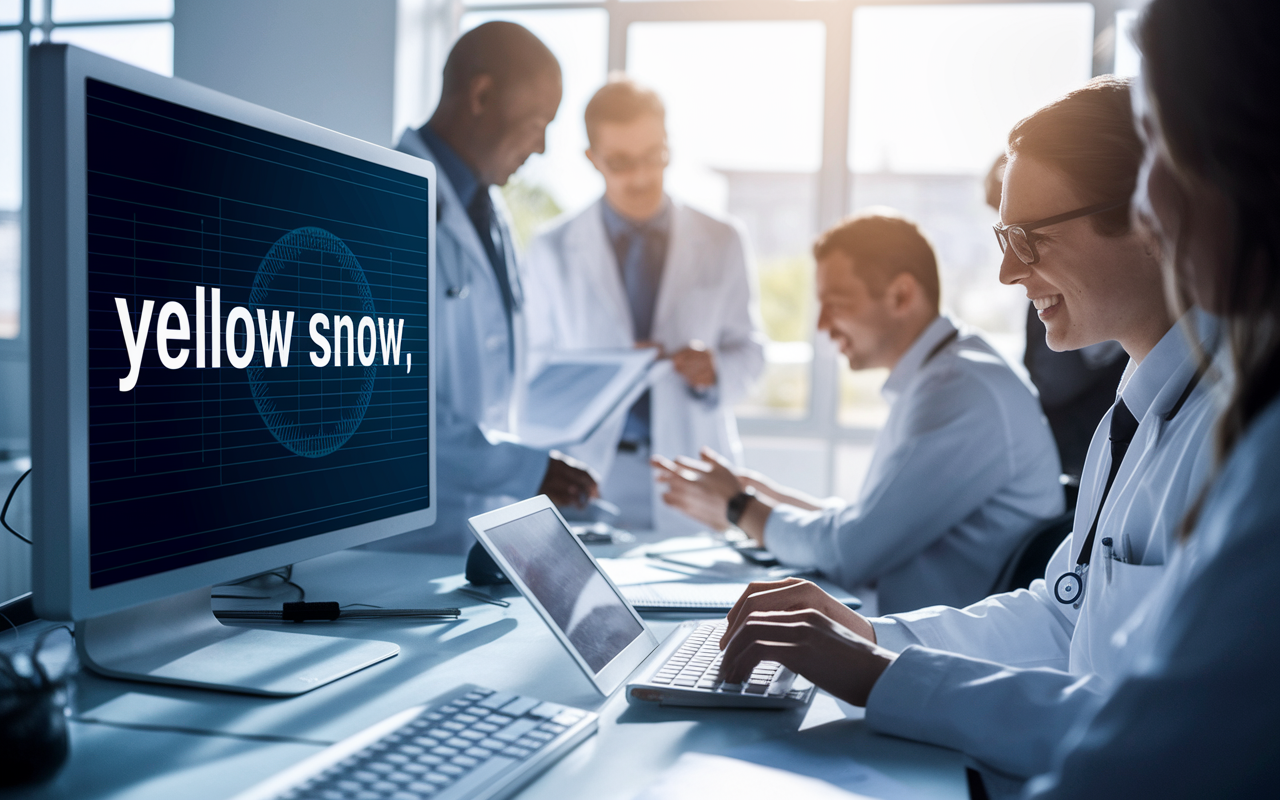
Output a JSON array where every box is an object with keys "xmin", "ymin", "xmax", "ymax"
[{"xmin": 998, "ymin": 76, "xmax": 1172, "ymax": 363}]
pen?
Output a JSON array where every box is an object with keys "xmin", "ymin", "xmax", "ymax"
[
  {"xmin": 1102, "ymin": 537, "xmax": 1114, "ymax": 583},
  {"xmin": 456, "ymin": 587, "xmax": 511, "ymax": 608}
]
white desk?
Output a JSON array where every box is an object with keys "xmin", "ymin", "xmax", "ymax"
[{"xmin": 6, "ymin": 546, "xmax": 968, "ymax": 800}]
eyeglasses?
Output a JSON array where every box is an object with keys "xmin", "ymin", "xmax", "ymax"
[
  {"xmin": 601, "ymin": 146, "xmax": 669, "ymax": 175},
  {"xmin": 993, "ymin": 200, "xmax": 1127, "ymax": 265}
]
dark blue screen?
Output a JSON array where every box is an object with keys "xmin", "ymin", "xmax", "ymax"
[{"xmin": 85, "ymin": 78, "xmax": 431, "ymax": 588}]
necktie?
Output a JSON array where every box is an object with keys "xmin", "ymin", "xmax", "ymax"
[
  {"xmin": 619, "ymin": 222, "xmax": 664, "ymax": 342},
  {"xmin": 467, "ymin": 188, "xmax": 515, "ymax": 319},
  {"xmin": 1076, "ymin": 398, "xmax": 1141, "ymax": 568}
]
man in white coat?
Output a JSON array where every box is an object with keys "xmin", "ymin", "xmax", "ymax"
[
  {"xmin": 523, "ymin": 77, "xmax": 765, "ymax": 533},
  {"xmin": 389, "ymin": 22, "xmax": 597, "ymax": 552}
]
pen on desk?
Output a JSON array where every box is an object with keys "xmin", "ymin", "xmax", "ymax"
[
  {"xmin": 589, "ymin": 497, "xmax": 621, "ymax": 518},
  {"xmin": 456, "ymin": 587, "xmax": 511, "ymax": 608}
]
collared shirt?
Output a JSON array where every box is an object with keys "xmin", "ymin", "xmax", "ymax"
[
  {"xmin": 600, "ymin": 196, "xmax": 672, "ymax": 341},
  {"xmin": 601, "ymin": 197, "xmax": 673, "ymax": 443},
  {"xmin": 864, "ymin": 310, "xmax": 1223, "ymax": 780},
  {"xmin": 418, "ymin": 126, "xmax": 515, "ymax": 323},
  {"xmin": 763, "ymin": 315, "xmax": 1064, "ymax": 613}
]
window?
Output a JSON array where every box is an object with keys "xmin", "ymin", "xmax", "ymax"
[
  {"xmin": 841, "ymin": 3, "xmax": 1095, "ymax": 427},
  {"xmin": 627, "ymin": 20, "xmax": 827, "ymax": 419},
  {"xmin": 1, "ymin": 0, "xmax": 174, "ymax": 343}
]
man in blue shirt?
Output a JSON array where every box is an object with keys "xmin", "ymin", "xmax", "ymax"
[{"xmin": 391, "ymin": 22, "xmax": 597, "ymax": 552}]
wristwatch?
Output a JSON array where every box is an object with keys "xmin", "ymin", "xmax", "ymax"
[{"xmin": 726, "ymin": 486, "xmax": 757, "ymax": 527}]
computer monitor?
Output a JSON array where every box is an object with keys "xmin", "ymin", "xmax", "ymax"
[{"xmin": 28, "ymin": 44, "xmax": 436, "ymax": 696}]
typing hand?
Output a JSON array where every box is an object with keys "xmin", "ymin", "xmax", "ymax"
[
  {"xmin": 718, "ymin": 608, "xmax": 896, "ymax": 707},
  {"xmin": 650, "ymin": 447, "xmax": 743, "ymax": 532},
  {"xmin": 670, "ymin": 341, "xmax": 717, "ymax": 391},
  {"xmin": 721, "ymin": 578, "xmax": 875, "ymax": 649},
  {"xmin": 539, "ymin": 452, "xmax": 600, "ymax": 509}
]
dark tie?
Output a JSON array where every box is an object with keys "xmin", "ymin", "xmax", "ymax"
[
  {"xmin": 1077, "ymin": 399, "xmax": 1141, "ymax": 565},
  {"xmin": 467, "ymin": 188, "xmax": 515, "ymax": 319},
  {"xmin": 1104, "ymin": 399, "xmax": 1141, "ymax": 493},
  {"xmin": 619, "ymin": 223, "xmax": 664, "ymax": 342}
]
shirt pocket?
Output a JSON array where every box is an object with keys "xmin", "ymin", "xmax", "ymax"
[{"xmin": 1086, "ymin": 559, "xmax": 1167, "ymax": 678}]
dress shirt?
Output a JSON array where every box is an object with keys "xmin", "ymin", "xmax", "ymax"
[
  {"xmin": 601, "ymin": 198, "xmax": 672, "ymax": 443},
  {"xmin": 864, "ymin": 311, "xmax": 1222, "ymax": 780},
  {"xmin": 418, "ymin": 127, "xmax": 516, "ymax": 335},
  {"xmin": 764, "ymin": 315, "xmax": 1064, "ymax": 612}
]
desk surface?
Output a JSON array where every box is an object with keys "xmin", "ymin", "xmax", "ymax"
[{"xmin": 7, "ymin": 544, "xmax": 968, "ymax": 800}]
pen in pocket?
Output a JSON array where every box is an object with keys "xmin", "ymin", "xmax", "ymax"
[{"xmin": 1102, "ymin": 537, "xmax": 1115, "ymax": 583}]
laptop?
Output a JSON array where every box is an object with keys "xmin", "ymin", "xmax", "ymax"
[{"xmin": 468, "ymin": 496, "xmax": 815, "ymax": 709}]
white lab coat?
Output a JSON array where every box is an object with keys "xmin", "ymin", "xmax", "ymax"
[
  {"xmin": 523, "ymin": 199, "xmax": 766, "ymax": 533},
  {"xmin": 385, "ymin": 129, "xmax": 548, "ymax": 553},
  {"xmin": 863, "ymin": 311, "xmax": 1222, "ymax": 780},
  {"xmin": 1025, "ymin": 373, "xmax": 1279, "ymax": 799}
]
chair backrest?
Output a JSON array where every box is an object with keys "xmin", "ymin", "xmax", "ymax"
[{"xmin": 990, "ymin": 511, "xmax": 1075, "ymax": 595}]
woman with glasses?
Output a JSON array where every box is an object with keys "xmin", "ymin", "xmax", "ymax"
[
  {"xmin": 710, "ymin": 76, "xmax": 1223, "ymax": 787},
  {"xmin": 1027, "ymin": 0, "xmax": 1280, "ymax": 794}
]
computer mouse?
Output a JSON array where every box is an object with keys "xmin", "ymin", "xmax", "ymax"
[
  {"xmin": 0, "ymin": 678, "xmax": 70, "ymax": 786},
  {"xmin": 465, "ymin": 543, "xmax": 509, "ymax": 586}
]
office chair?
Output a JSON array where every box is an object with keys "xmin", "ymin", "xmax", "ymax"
[{"xmin": 990, "ymin": 511, "xmax": 1075, "ymax": 595}]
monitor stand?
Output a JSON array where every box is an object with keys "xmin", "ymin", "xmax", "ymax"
[{"xmin": 76, "ymin": 587, "xmax": 399, "ymax": 696}]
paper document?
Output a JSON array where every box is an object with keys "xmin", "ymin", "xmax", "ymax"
[
  {"xmin": 729, "ymin": 738, "xmax": 926, "ymax": 800},
  {"xmin": 519, "ymin": 349, "xmax": 661, "ymax": 449},
  {"xmin": 632, "ymin": 753, "xmax": 874, "ymax": 800}
]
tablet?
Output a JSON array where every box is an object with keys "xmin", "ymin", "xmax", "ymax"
[{"xmin": 467, "ymin": 496, "xmax": 661, "ymax": 696}]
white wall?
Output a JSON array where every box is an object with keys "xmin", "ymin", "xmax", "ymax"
[{"xmin": 173, "ymin": 0, "xmax": 398, "ymax": 147}]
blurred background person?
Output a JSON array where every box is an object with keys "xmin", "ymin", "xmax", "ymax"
[
  {"xmin": 523, "ymin": 76, "xmax": 765, "ymax": 534},
  {"xmin": 987, "ymin": 154, "xmax": 1128, "ymax": 493},
  {"xmin": 654, "ymin": 210, "xmax": 1062, "ymax": 613},
  {"xmin": 390, "ymin": 22, "xmax": 598, "ymax": 553}
]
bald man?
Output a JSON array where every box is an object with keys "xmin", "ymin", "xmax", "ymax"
[{"xmin": 391, "ymin": 22, "xmax": 597, "ymax": 552}]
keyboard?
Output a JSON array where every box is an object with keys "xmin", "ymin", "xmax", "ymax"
[
  {"xmin": 648, "ymin": 620, "xmax": 789, "ymax": 696},
  {"xmin": 231, "ymin": 685, "xmax": 597, "ymax": 800}
]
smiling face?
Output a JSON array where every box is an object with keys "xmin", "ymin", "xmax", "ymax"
[
  {"xmin": 999, "ymin": 153, "xmax": 1170, "ymax": 360},
  {"xmin": 816, "ymin": 252, "xmax": 904, "ymax": 372}
]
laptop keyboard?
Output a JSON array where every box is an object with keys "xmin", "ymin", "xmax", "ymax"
[
  {"xmin": 648, "ymin": 620, "xmax": 788, "ymax": 696},
  {"xmin": 236, "ymin": 685, "xmax": 596, "ymax": 800}
]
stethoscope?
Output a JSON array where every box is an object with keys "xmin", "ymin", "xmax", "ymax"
[
  {"xmin": 440, "ymin": 196, "xmax": 524, "ymax": 311},
  {"xmin": 1054, "ymin": 368, "xmax": 1204, "ymax": 607}
]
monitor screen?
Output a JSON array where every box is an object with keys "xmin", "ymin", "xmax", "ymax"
[
  {"xmin": 484, "ymin": 508, "xmax": 645, "ymax": 674},
  {"xmin": 84, "ymin": 78, "xmax": 431, "ymax": 588}
]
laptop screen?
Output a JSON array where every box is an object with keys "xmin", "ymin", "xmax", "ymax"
[{"xmin": 485, "ymin": 508, "xmax": 644, "ymax": 673}]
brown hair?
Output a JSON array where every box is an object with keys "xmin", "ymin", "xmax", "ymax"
[
  {"xmin": 1139, "ymin": 0, "xmax": 1280, "ymax": 465},
  {"xmin": 1007, "ymin": 76, "xmax": 1144, "ymax": 236},
  {"xmin": 584, "ymin": 74, "xmax": 665, "ymax": 148},
  {"xmin": 813, "ymin": 209, "xmax": 941, "ymax": 312}
]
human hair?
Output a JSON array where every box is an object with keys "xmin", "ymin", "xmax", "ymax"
[
  {"xmin": 1139, "ymin": 0, "xmax": 1280, "ymax": 464},
  {"xmin": 812, "ymin": 209, "xmax": 941, "ymax": 312},
  {"xmin": 440, "ymin": 21, "xmax": 559, "ymax": 100},
  {"xmin": 1007, "ymin": 76, "xmax": 1144, "ymax": 236},
  {"xmin": 584, "ymin": 74, "xmax": 665, "ymax": 149}
]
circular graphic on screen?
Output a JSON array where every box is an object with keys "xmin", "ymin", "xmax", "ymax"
[{"xmin": 247, "ymin": 227, "xmax": 377, "ymax": 458}]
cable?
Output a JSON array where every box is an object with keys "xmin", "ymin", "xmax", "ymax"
[
  {"xmin": 69, "ymin": 716, "xmax": 336, "ymax": 747},
  {"xmin": 2, "ymin": 468, "xmax": 32, "ymax": 545}
]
